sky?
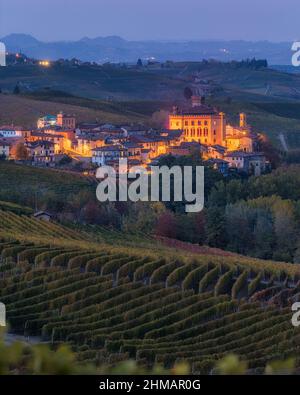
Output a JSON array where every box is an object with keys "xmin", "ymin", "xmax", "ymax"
[{"xmin": 0, "ymin": 0, "xmax": 299, "ymax": 42}]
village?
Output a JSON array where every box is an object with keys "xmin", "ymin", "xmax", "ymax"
[{"xmin": 0, "ymin": 95, "xmax": 267, "ymax": 176}]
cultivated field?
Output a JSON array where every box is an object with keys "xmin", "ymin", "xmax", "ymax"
[{"xmin": 0, "ymin": 210, "xmax": 299, "ymax": 374}]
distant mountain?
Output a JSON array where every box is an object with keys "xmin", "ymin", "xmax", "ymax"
[{"xmin": 0, "ymin": 33, "xmax": 294, "ymax": 65}]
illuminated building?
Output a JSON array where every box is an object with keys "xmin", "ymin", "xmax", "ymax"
[{"xmin": 169, "ymin": 96, "xmax": 226, "ymax": 146}]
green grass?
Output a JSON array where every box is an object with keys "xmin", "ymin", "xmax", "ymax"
[{"xmin": 0, "ymin": 162, "xmax": 94, "ymax": 207}]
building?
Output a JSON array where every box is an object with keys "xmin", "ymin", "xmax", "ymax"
[
  {"xmin": 37, "ymin": 113, "xmax": 76, "ymax": 130},
  {"xmin": 56, "ymin": 112, "xmax": 76, "ymax": 129},
  {"xmin": 92, "ymin": 145, "xmax": 127, "ymax": 167},
  {"xmin": 225, "ymin": 151, "xmax": 266, "ymax": 176},
  {"xmin": 26, "ymin": 141, "xmax": 55, "ymax": 165},
  {"xmin": 25, "ymin": 131, "xmax": 64, "ymax": 154},
  {"xmin": 76, "ymin": 135, "xmax": 105, "ymax": 157},
  {"xmin": 206, "ymin": 144, "xmax": 227, "ymax": 159},
  {"xmin": 37, "ymin": 115, "xmax": 57, "ymax": 129},
  {"xmin": 169, "ymin": 97, "xmax": 226, "ymax": 146},
  {"xmin": 33, "ymin": 211, "xmax": 53, "ymax": 221},
  {"xmin": 225, "ymin": 113, "xmax": 256, "ymax": 152},
  {"xmin": 121, "ymin": 142, "xmax": 142, "ymax": 160},
  {"xmin": 0, "ymin": 126, "xmax": 23, "ymax": 138},
  {"xmin": 205, "ymin": 158, "xmax": 229, "ymax": 176},
  {"xmin": 0, "ymin": 139, "xmax": 11, "ymax": 159},
  {"xmin": 168, "ymin": 141, "xmax": 204, "ymax": 157}
]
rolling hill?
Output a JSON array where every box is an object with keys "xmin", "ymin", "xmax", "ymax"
[
  {"xmin": 0, "ymin": 94, "xmax": 147, "ymax": 128},
  {"xmin": 0, "ymin": 209, "xmax": 299, "ymax": 374},
  {"xmin": 0, "ymin": 34, "xmax": 294, "ymax": 64}
]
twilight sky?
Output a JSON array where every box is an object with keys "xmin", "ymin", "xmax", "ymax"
[{"xmin": 0, "ymin": 0, "xmax": 299, "ymax": 42}]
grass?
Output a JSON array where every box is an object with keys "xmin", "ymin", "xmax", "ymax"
[
  {"xmin": 0, "ymin": 93, "xmax": 146, "ymax": 128},
  {"xmin": 0, "ymin": 161, "xmax": 94, "ymax": 207}
]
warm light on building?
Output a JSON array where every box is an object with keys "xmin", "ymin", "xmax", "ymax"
[{"xmin": 39, "ymin": 60, "xmax": 50, "ymax": 67}]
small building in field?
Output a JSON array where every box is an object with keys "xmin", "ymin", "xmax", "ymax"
[{"xmin": 33, "ymin": 211, "xmax": 53, "ymax": 221}]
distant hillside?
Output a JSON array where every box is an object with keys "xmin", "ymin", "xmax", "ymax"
[
  {"xmin": 1, "ymin": 33, "xmax": 294, "ymax": 64},
  {"xmin": 0, "ymin": 94, "xmax": 147, "ymax": 128}
]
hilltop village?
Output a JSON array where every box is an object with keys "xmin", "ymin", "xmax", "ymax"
[{"xmin": 0, "ymin": 96, "xmax": 266, "ymax": 176}]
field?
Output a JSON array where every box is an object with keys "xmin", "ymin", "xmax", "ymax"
[
  {"xmin": 0, "ymin": 161, "xmax": 95, "ymax": 208},
  {"xmin": 0, "ymin": 93, "xmax": 147, "ymax": 128},
  {"xmin": 0, "ymin": 210, "xmax": 299, "ymax": 374}
]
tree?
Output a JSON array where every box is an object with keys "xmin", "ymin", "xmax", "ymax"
[
  {"xmin": 184, "ymin": 87, "xmax": 193, "ymax": 101},
  {"xmin": 13, "ymin": 84, "xmax": 20, "ymax": 95},
  {"xmin": 205, "ymin": 206, "xmax": 227, "ymax": 248},
  {"xmin": 151, "ymin": 110, "xmax": 169, "ymax": 128},
  {"xmin": 137, "ymin": 58, "xmax": 143, "ymax": 67},
  {"xmin": 155, "ymin": 211, "xmax": 178, "ymax": 239},
  {"xmin": 12, "ymin": 142, "xmax": 29, "ymax": 160},
  {"xmin": 122, "ymin": 202, "xmax": 165, "ymax": 234}
]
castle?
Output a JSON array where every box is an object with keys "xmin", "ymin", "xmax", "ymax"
[{"xmin": 169, "ymin": 96, "xmax": 256, "ymax": 154}]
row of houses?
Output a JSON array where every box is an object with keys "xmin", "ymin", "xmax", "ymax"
[{"xmin": 0, "ymin": 106, "xmax": 267, "ymax": 175}]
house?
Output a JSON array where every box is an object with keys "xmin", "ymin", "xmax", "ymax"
[
  {"xmin": 76, "ymin": 135, "xmax": 105, "ymax": 157},
  {"xmin": 205, "ymin": 158, "xmax": 229, "ymax": 176},
  {"xmin": 92, "ymin": 145, "xmax": 127, "ymax": 167},
  {"xmin": 121, "ymin": 142, "xmax": 142, "ymax": 160},
  {"xmin": 26, "ymin": 131, "xmax": 64, "ymax": 153},
  {"xmin": 0, "ymin": 139, "xmax": 11, "ymax": 159},
  {"xmin": 0, "ymin": 126, "xmax": 23, "ymax": 138},
  {"xmin": 33, "ymin": 211, "xmax": 52, "ymax": 221},
  {"xmin": 225, "ymin": 114, "xmax": 257, "ymax": 152},
  {"xmin": 207, "ymin": 144, "xmax": 227, "ymax": 159},
  {"xmin": 225, "ymin": 151, "xmax": 266, "ymax": 175},
  {"xmin": 168, "ymin": 141, "xmax": 204, "ymax": 157},
  {"xmin": 26, "ymin": 141, "xmax": 55, "ymax": 165},
  {"xmin": 37, "ymin": 115, "xmax": 57, "ymax": 129},
  {"xmin": 130, "ymin": 135, "xmax": 170, "ymax": 158}
]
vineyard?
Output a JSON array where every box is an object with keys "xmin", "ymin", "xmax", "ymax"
[{"xmin": 0, "ymin": 210, "xmax": 300, "ymax": 374}]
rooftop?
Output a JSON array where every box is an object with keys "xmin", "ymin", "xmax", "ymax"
[{"xmin": 225, "ymin": 151, "xmax": 265, "ymax": 158}]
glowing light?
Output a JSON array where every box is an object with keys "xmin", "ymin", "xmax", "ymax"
[{"xmin": 39, "ymin": 60, "xmax": 50, "ymax": 67}]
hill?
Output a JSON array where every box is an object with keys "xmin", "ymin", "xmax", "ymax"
[
  {"xmin": 0, "ymin": 94, "xmax": 147, "ymax": 128},
  {"xmin": 1, "ymin": 34, "xmax": 293, "ymax": 64},
  {"xmin": 0, "ymin": 210, "xmax": 299, "ymax": 374}
]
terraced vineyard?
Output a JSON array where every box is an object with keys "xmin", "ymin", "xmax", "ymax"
[{"xmin": 0, "ymin": 211, "xmax": 299, "ymax": 374}]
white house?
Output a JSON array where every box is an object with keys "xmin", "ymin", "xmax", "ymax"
[
  {"xmin": 0, "ymin": 127, "xmax": 23, "ymax": 138},
  {"xmin": 0, "ymin": 139, "xmax": 11, "ymax": 158},
  {"xmin": 92, "ymin": 145, "xmax": 127, "ymax": 166}
]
